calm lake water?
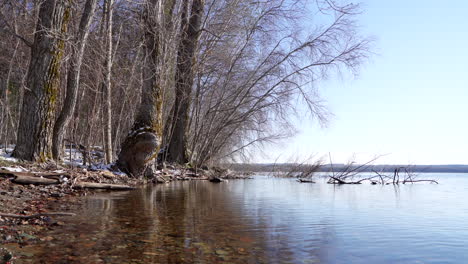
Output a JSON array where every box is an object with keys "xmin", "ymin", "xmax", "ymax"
[{"xmin": 10, "ymin": 173, "xmax": 468, "ymax": 263}]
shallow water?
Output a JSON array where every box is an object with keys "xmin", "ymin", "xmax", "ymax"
[{"xmin": 9, "ymin": 173, "xmax": 468, "ymax": 263}]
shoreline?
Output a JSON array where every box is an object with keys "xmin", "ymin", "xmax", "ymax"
[{"xmin": 0, "ymin": 161, "xmax": 251, "ymax": 262}]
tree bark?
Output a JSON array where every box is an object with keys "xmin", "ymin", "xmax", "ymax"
[
  {"xmin": 52, "ymin": 0, "xmax": 98, "ymax": 160},
  {"xmin": 12, "ymin": 0, "xmax": 71, "ymax": 162},
  {"xmin": 116, "ymin": 0, "xmax": 169, "ymax": 177},
  {"xmin": 166, "ymin": 0, "xmax": 204, "ymax": 164}
]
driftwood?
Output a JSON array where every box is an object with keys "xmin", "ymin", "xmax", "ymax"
[
  {"xmin": 326, "ymin": 156, "xmax": 439, "ymax": 185},
  {"xmin": 390, "ymin": 179, "xmax": 438, "ymax": 184},
  {"xmin": 1, "ymin": 169, "xmax": 135, "ymax": 190},
  {"xmin": 0, "ymin": 170, "xmax": 33, "ymax": 179},
  {"xmin": 0, "ymin": 169, "xmax": 69, "ymax": 177},
  {"xmin": 297, "ymin": 179, "xmax": 315, "ymax": 183},
  {"xmin": 73, "ymin": 182, "xmax": 135, "ymax": 190},
  {"xmin": 12, "ymin": 175, "xmax": 60, "ymax": 185},
  {"xmin": 0, "ymin": 169, "xmax": 69, "ymax": 182},
  {"xmin": 0, "ymin": 212, "xmax": 76, "ymax": 219},
  {"xmin": 328, "ymin": 176, "xmax": 363, "ymax": 184}
]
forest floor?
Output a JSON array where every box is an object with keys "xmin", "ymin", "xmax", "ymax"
[{"xmin": 0, "ymin": 149, "xmax": 251, "ymax": 263}]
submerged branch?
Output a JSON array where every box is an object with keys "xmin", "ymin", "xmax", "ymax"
[{"xmin": 0, "ymin": 212, "xmax": 76, "ymax": 219}]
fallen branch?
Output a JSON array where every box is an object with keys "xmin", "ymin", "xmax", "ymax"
[
  {"xmin": 326, "ymin": 155, "xmax": 438, "ymax": 185},
  {"xmin": 327, "ymin": 176, "xmax": 364, "ymax": 184},
  {"xmin": 298, "ymin": 179, "xmax": 315, "ymax": 183},
  {"xmin": 0, "ymin": 169, "xmax": 69, "ymax": 178},
  {"xmin": 73, "ymin": 182, "xmax": 135, "ymax": 190},
  {"xmin": 1, "ymin": 170, "xmax": 69, "ymax": 185},
  {"xmin": 1, "ymin": 169, "xmax": 135, "ymax": 190},
  {"xmin": 0, "ymin": 170, "xmax": 29, "ymax": 178},
  {"xmin": 372, "ymin": 170, "xmax": 388, "ymax": 185},
  {"xmin": 0, "ymin": 212, "xmax": 76, "ymax": 219},
  {"xmin": 400, "ymin": 179, "xmax": 438, "ymax": 184},
  {"xmin": 12, "ymin": 175, "xmax": 59, "ymax": 185}
]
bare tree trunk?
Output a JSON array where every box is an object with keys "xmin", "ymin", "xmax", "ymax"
[
  {"xmin": 1, "ymin": 39, "xmax": 20, "ymax": 148},
  {"xmin": 116, "ymin": 0, "xmax": 165, "ymax": 177},
  {"xmin": 52, "ymin": 0, "xmax": 98, "ymax": 160},
  {"xmin": 103, "ymin": 0, "xmax": 114, "ymax": 164},
  {"xmin": 83, "ymin": 86, "xmax": 101, "ymax": 165},
  {"xmin": 0, "ymin": 79, "xmax": 6, "ymax": 147},
  {"xmin": 12, "ymin": 0, "xmax": 70, "ymax": 162},
  {"xmin": 166, "ymin": 0, "xmax": 204, "ymax": 164}
]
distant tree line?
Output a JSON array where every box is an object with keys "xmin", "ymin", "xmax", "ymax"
[
  {"xmin": 229, "ymin": 163, "xmax": 468, "ymax": 174},
  {"xmin": 0, "ymin": 0, "xmax": 370, "ymax": 176}
]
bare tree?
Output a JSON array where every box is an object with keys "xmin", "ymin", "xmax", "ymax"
[
  {"xmin": 0, "ymin": 1, "xmax": 38, "ymax": 150},
  {"xmin": 188, "ymin": 0, "xmax": 371, "ymax": 166},
  {"xmin": 116, "ymin": 0, "xmax": 177, "ymax": 176},
  {"xmin": 103, "ymin": 0, "xmax": 115, "ymax": 163},
  {"xmin": 51, "ymin": 0, "xmax": 98, "ymax": 160},
  {"xmin": 12, "ymin": 0, "xmax": 71, "ymax": 161},
  {"xmin": 0, "ymin": 0, "xmax": 374, "ymax": 172},
  {"xmin": 165, "ymin": 0, "xmax": 205, "ymax": 164}
]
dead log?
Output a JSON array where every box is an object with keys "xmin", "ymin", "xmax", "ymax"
[
  {"xmin": 12, "ymin": 175, "xmax": 59, "ymax": 185},
  {"xmin": 0, "ymin": 169, "xmax": 65, "ymax": 185},
  {"xmin": 0, "ymin": 169, "xmax": 30, "ymax": 178},
  {"xmin": 327, "ymin": 176, "xmax": 362, "ymax": 184},
  {"xmin": 34, "ymin": 171, "xmax": 70, "ymax": 177},
  {"xmin": 298, "ymin": 179, "xmax": 315, "ymax": 183},
  {"xmin": 403, "ymin": 179, "xmax": 438, "ymax": 184},
  {"xmin": 73, "ymin": 182, "xmax": 135, "ymax": 190}
]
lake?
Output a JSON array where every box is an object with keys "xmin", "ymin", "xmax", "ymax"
[{"xmin": 9, "ymin": 173, "xmax": 468, "ymax": 263}]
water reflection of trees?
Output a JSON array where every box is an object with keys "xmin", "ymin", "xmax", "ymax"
[{"xmin": 32, "ymin": 180, "xmax": 336, "ymax": 263}]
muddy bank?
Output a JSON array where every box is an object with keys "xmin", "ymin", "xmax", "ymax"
[{"xmin": 0, "ymin": 173, "xmax": 83, "ymax": 264}]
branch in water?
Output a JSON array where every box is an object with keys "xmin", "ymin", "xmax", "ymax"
[{"xmin": 0, "ymin": 212, "xmax": 76, "ymax": 219}]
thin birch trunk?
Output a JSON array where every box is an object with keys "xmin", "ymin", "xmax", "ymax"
[{"xmin": 103, "ymin": 0, "xmax": 114, "ymax": 163}]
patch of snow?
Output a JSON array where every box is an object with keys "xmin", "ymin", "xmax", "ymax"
[
  {"xmin": 0, "ymin": 145, "xmax": 119, "ymax": 174},
  {"xmin": 0, "ymin": 146, "xmax": 18, "ymax": 163},
  {"xmin": 0, "ymin": 166, "xmax": 25, "ymax": 172},
  {"xmin": 63, "ymin": 148, "xmax": 84, "ymax": 166},
  {"xmin": 113, "ymin": 170, "xmax": 127, "ymax": 176},
  {"xmin": 63, "ymin": 146, "xmax": 108, "ymax": 167},
  {"xmin": 90, "ymin": 163, "xmax": 112, "ymax": 171}
]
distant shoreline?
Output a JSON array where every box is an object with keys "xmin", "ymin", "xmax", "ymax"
[{"xmin": 228, "ymin": 164, "xmax": 468, "ymax": 173}]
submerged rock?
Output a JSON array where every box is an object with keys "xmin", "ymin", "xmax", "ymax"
[{"xmin": 209, "ymin": 177, "xmax": 223, "ymax": 183}]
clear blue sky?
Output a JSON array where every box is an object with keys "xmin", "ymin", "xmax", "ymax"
[{"xmin": 261, "ymin": 0, "xmax": 468, "ymax": 165}]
